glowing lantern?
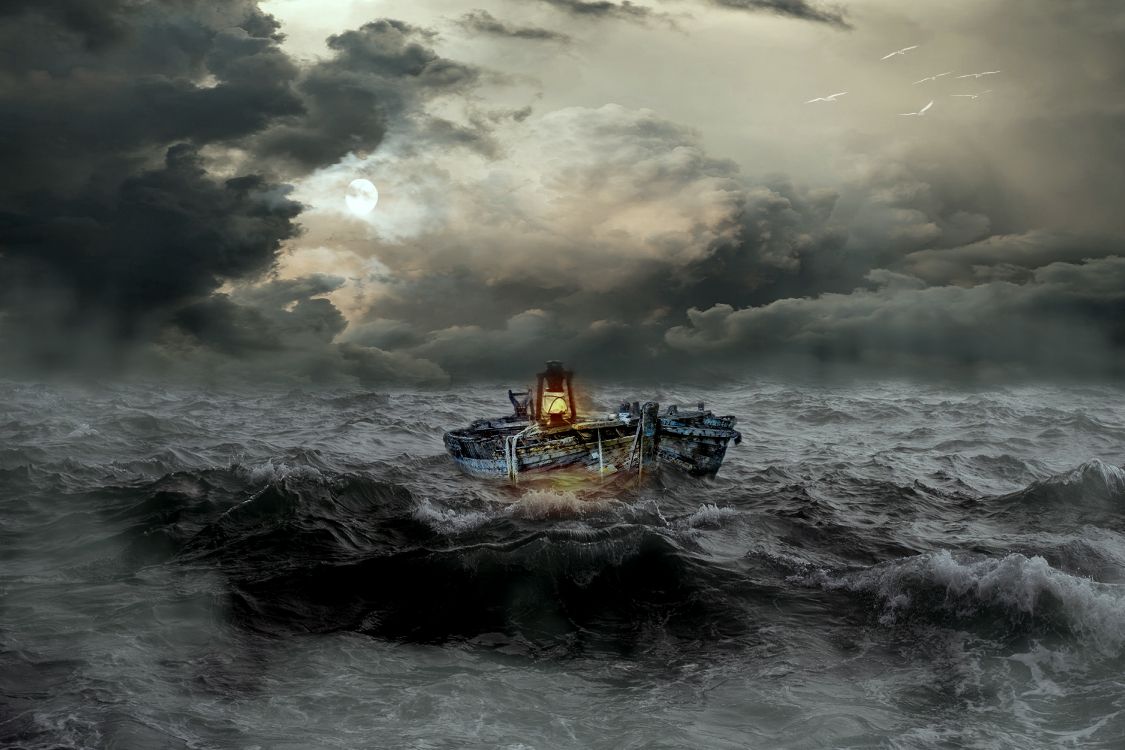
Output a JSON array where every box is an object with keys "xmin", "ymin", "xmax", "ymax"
[{"xmin": 535, "ymin": 360, "xmax": 576, "ymax": 426}]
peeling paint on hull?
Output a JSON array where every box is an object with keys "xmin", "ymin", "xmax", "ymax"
[{"xmin": 444, "ymin": 405, "xmax": 741, "ymax": 480}]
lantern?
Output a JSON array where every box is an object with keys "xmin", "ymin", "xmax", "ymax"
[{"xmin": 535, "ymin": 360, "xmax": 576, "ymax": 426}]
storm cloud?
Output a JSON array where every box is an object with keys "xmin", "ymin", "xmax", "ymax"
[
  {"xmin": 666, "ymin": 257, "xmax": 1125, "ymax": 376},
  {"xmin": 532, "ymin": 0, "xmax": 848, "ymax": 26},
  {"xmin": 707, "ymin": 0, "xmax": 849, "ymax": 28},
  {"xmin": 536, "ymin": 0, "xmax": 655, "ymax": 22},
  {"xmin": 1, "ymin": 0, "xmax": 1124, "ymax": 385},
  {"xmin": 0, "ymin": 1, "xmax": 476, "ymax": 383},
  {"xmin": 458, "ymin": 10, "xmax": 571, "ymax": 42},
  {"xmin": 251, "ymin": 19, "xmax": 483, "ymax": 172}
]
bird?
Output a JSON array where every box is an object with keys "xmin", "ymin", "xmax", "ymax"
[
  {"xmin": 956, "ymin": 71, "xmax": 1000, "ymax": 79},
  {"xmin": 881, "ymin": 45, "xmax": 919, "ymax": 60},
  {"xmin": 898, "ymin": 100, "xmax": 934, "ymax": 116},
  {"xmin": 913, "ymin": 72, "xmax": 952, "ymax": 85},
  {"xmin": 951, "ymin": 90, "xmax": 992, "ymax": 100},
  {"xmin": 806, "ymin": 91, "xmax": 848, "ymax": 103}
]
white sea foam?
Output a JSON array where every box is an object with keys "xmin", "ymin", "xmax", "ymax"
[
  {"xmin": 236, "ymin": 459, "xmax": 324, "ymax": 484},
  {"xmin": 64, "ymin": 423, "xmax": 99, "ymax": 438},
  {"xmin": 412, "ymin": 499, "xmax": 492, "ymax": 535},
  {"xmin": 680, "ymin": 503, "xmax": 739, "ymax": 529},
  {"xmin": 508, "ymin": 489, "xmax": 613, "ymax": 519},
  {"xmin": 1008, "ymin": 643, "xmax": 1068, "ymax": 697},
  {"xmin": 807, "ymin": 550, "xmax": 1125, "ymax": 654}
]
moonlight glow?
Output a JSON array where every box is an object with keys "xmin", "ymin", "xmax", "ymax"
[{"xmin": 345, "ymin": 178, "xmax": 379, "ymax": 215}]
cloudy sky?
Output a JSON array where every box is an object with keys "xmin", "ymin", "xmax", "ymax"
[{"xmin": 1, "ymin": 0, "xmax": 1123, "ymax": 385}]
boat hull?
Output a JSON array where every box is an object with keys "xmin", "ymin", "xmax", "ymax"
[
  {"xmin": 443, "ymin": 406, "xmax": 741, "ymax": 480},
  {"xmin": 443, "ymin": 421, "xmax": 636, "ymax": 479}
]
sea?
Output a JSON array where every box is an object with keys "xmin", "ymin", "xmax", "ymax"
[{"xmin": 2, "ymin": 377, "xmax": 1124, "ymax": 749}]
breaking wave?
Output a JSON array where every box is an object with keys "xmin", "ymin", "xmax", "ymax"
[
  {"xmin": 987, "ymin": 459, "xmax": 1125, "ymax": 528},
  {"xmin": 1016, "ymin": 458, "xmax": 1125, "ymax": 504},
  {"xmin": 806, "ymin": 550, "xmax": 1125, "ymax": 654},
  {"xmin": 679, "ymin": 503, "xmax": 740, "ymax": 528}
]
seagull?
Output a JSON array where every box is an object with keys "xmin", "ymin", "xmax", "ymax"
[
  {"xmin": 951, "ymin": 90, "xmax": 992, "ymax": 100},
  {"xmin": 956, "ymin": 71, "xmax": 1000, "ymax": 79},
  {"xmin": 898, "ymin": 100, "xmax": 934, "ymax": 117},
  {"xmin": 806, "ymin": 91, "xmax": 848, "ymax": 103},
  {"xmin": 881, "ymin": 45, "xmax": 919, "ymax": 60},
  {"xmin": 913, "ymin": 72, "xmax": 952, "ymax": 85}
]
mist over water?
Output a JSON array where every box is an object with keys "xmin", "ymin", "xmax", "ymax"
[{"xmin": 2, "ymin": 378, "xmax": 1125, "ymax": 748}]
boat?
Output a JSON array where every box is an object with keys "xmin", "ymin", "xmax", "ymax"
[{"xmin": 443, "ymin": 361, "xmax": 741, "ymax": 480}]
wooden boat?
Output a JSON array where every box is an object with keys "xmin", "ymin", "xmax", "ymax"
[{"xmin": 443, "ymin": 361, "xmax": 741, "ymax": 479}]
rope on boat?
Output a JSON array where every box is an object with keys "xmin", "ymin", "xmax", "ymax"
[
  {"xmin": 597, "ymin": 428, "xmax": 604, "ymax": 477},
  {"xmin": 505, "ymin": 425, "xmax": 534, "ymax": 481},
  {"xmin": 504, "ymin": 434, "xmax": 517, "ymax": 480},
  {"xmin": 626, "ymin": 419, "xmax": 643, "ymax": 474}
]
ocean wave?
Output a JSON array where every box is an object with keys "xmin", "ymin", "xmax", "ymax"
[
  {"xmin": 508, "ymin": 489, "xmax": 619, "ymax": 520},
  {"xmin": 98, "ymin": 410, "xmax": 202, "ymax": 438},
  {"xmin": 1061, "ymin": 414, "xmax": 1125, "ymax": 439},
  {"xmin": 223, "ymin": 523, "xmax": 732, "ymax": 645},
  {"xmin": 1037, "ymin": 529, "xmax": 1125, "ymax": 584},
  {"xmin": 805, "ymin": 550, "xmax": 1125, "ymax": 654},
  {"xmin": 322, "ymin": 392, "xmax": 392, "ymax": 409},
  {"xmin": 0, "ymin": 447, "xmax": 50, "ymax": 470},
  {"xmin": 999, "ymin": 459, "xmax": 1125, "ymax": 510},
  {"xmin": 796, "ymin": 406, "xmax": 854, "ymax": 424},
  {"xmin": 413, "ymin": 498, "xmax": 494, "ymax": 535},
  {"xmin": 929, "ymin": 453, "xmax": 1046, "ymax": 493},
  {"xmin": 678, "ymin": 503, "xmax": 739, "ymax": 529},
  {"xmin": 235, "ymin": 458, "xmax": 327, "ymax": 484},
  {"xmin": 63, "ymin": 422, "xmax": 99, "ymax": 439},
  {"xmin": 1037, "ymin": 459, "xmax": 1125, "ymax": 496}
]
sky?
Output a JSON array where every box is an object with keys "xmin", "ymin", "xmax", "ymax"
[{"xmin": 0, "ymin": 0, "xmax": 1123, "ymax": 385}]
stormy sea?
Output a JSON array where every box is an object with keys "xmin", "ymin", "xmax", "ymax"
[{"xmin": 3, "ymin": 378, "xmax": 1125, "ymax": 749}]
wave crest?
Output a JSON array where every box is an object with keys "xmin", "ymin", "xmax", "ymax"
[
  {"xmin": 806, "ymin": 550, "xmax": 1125, "ymax": 654},
  {"xmin": 1002, "ymin": 459, "xmax": 1125, "ymax": 509}
]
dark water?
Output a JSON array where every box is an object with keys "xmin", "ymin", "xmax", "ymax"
[{"xmin": 2, "ymin": 379, "xmax": 1125, "ymax": 749}]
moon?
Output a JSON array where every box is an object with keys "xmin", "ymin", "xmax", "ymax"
[{"xmin": 345, "ymin": 178, "xmax": 379, "ymax": 215}]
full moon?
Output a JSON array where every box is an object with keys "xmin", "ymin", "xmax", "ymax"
[{"xmin": 344, "ymin": 178, "xmax": 379, "ymax": 215}]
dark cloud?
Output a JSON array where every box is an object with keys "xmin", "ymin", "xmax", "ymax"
[
  {"xmin": 0, "ymin": 2, "xmax": 480, "ymax": 383},
  {"xmin": 0, "ymin": 15, "xmax": 301, "ymax": 198},
  {"xmin": 0, "ymin": 1, "xmax": 306, "ymax": 374},
  {"xmin": 0, "ymin": 1, "xmax": 284, "ymax": 79},
  {"xmin": 707, "ymin": 0, "xmax": 850, "ymax": 28},
  {"xmin": 0, "ymin": 0, "xmax": 138, "ymax": 50},
  {"xmin": 0, "ymin": 143, "xmax": 302, "ymax": 368},
  {"xmin": 533, "ymin": 0, "xmax": 848, "ymax": 27},
  {"xmin": 537, "ymin": 0, "xmax": 655, "ymax": 22},
  {"xmin": 664, "ymin": 257, "xmax": 1125, "ymax": 378},
  {"xmin": 252, "ymin": 19, "xmax": 483, "ymax": 172},
  {"xmin": 900, "ymin": 231, "xmax": 1125, "ymax": 287},
  {"xmin": 458, "ymin": 10, "xmax": 571, "ymax": 42},
  {"xmin": 167, "ymin": 275, "xmax": 447, "ymax": 385}
]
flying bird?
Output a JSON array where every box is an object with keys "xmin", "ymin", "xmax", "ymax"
[
  {"xmin": 951, "ymin": 90, "xmax": 992, "ymax": 100},
  {"xmin": 956, "ymin": 71, "xmax": 1000, "ymax": 79},
  {"xmin": 881, "ymin": 45, "xmax": 919, "ymax": 60},
  {"xmin": 913, "ymin": 72, "xmax": 952, "ymax": 85},
  {"xmin": 806, "ymin": 91, "xmax": 848, "ymax": 103},
  {"xmin": 898, "ymin": 100, "xmax": 935, "ymax": 117}
]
